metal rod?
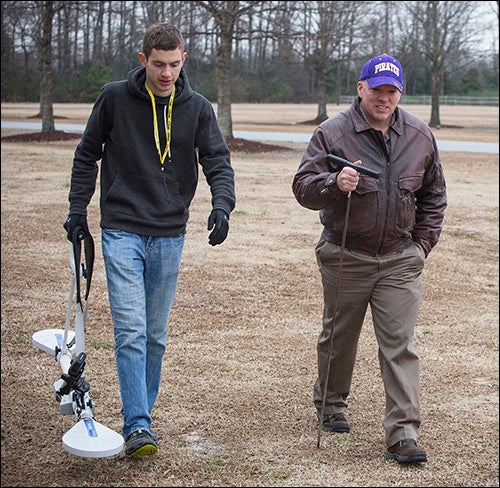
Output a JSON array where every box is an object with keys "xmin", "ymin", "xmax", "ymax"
[{"xmin": 317, "ymin": 191, "xmax": 351, "ymax": 448}]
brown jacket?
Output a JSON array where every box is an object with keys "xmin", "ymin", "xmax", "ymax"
[{"xmin": 292, "ymin": 98, "xmax": 447, "ymax": 257}]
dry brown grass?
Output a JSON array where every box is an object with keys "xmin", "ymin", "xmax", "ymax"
[{"xmin": 1, "ymin": 103, "xmax": 498, "ymax": 487}]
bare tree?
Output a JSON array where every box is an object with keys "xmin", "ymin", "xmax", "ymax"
[
  {"xmin": 193, "ymin": 0, "xmax": 263, "ymax": 138},
  {"xmin": 291, "ymin": 1, "xmax": 365, "ymax": 121},
  {"xmin": 38, "ymin": 0, "xmax": 55, "ymax": 132},
  {"xmin": 404, "ymin": 0, "xmax": 482, "ymax": 127}
]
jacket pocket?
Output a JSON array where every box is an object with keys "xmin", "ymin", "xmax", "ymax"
[
  {"xmin": 396, "ymin": 172, "xmax": 424, "ymax": 235},
  {"xmin": 320, "ymin": 176, "xmax": 379, "ymax": 236},
  {"xmin": 102, "ymin": 174, "xmax": 187, "ymax": 221}
]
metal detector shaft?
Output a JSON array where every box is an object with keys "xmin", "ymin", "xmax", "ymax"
[{"xmin": 327, "ymin": 154, "xmax": 380, "ymax": 179}]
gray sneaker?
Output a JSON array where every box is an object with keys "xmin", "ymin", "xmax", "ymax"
[{"xmin": 124, "ymin": 429, "xmax": 157, "ymax": 456}]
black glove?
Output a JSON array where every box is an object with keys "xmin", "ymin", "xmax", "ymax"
[
  {"xmin": 63, "ymin": 214, "xmax": 90, "ymax": 242},
  {"xmin": 207, "ymin": 209, "xmax": 229, "ymax": 246}
]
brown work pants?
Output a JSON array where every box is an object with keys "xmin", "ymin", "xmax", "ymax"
[{"xmin": 314, "ymin": 238, "xmax": 425, "ymax": 447}]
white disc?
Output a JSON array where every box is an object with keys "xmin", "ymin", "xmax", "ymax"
[
  {"xmin": 62, "ymin": 418, "xmax": 124, "ymax": 458},
  {"xmin": 32, "ymin": 329, "xmax": 75, "ymax": 356}
]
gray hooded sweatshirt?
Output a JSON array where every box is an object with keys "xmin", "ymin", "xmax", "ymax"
[{"xmin": 68, "ymin": 66, "xmax": 235, "ymax": 237}]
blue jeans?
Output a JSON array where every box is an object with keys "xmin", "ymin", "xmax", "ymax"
[{"xmin": 102, "ymin": 230, "xmax": 184, "ymax": 439}]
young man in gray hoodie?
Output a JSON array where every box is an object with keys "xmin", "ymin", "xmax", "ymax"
[{"xmin": 64, "ymin": 22, "xmax": 235, "ymax": 457}]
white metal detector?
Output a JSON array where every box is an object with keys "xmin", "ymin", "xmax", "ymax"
[{"xmin": 32, "ymin": 228, "xmax": 124, "ymax": 458}]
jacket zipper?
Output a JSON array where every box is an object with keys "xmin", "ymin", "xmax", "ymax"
[{"xmin": 377, "ymin": 134, "xmax": 391, "ymax": 256}]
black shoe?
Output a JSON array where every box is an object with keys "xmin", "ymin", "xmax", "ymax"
[
  {"xmin": 385, "ymin": 438, "xmax": 427, "ymax": 464},
  {"xmin": 317, "ymin": 412, "xmax": 350, "ymax": 433},
  {"xmin": 124, "ymin": 429, "xmax": 158, "ymax": 456}
]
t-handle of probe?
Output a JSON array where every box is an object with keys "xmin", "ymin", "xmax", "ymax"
[{"xmin": 327, "ymin": 154, "xmax": 380, "ymax": 179}]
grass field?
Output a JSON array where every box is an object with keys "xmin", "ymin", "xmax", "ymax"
[{"xmin": 1, "ymin": 103, "xmax": 498, "ymax": 487}]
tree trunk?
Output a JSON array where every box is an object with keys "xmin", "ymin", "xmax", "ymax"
[
  {"xmin": 429, "ymin": 70, "xmax": 441, "ymax": 127},
  {"xmin": 39, "ymin": 1, "xmax": 55, "ymax": 132},
  {"xmin": 315, "ymin": 64, "xmax": 328, "ymax": 122},
  {"xmin": 216, "ymin": 21, "xmax": 234, "ymax": 138}
]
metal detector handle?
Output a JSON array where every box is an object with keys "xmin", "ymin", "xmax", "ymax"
[
  {"xmin": 327, "ymin": 154, "xmax": 380, "ymax": 179},
  {"xmin": 69, "ymin": 223, "xmax": 85, "ymax": 243},
  {"xmin": 71, "ymin": 228, "xmax": 84, "ymax": 307},
  {"xmin": 71, "ymin": 226, "xmax": 94, "ymax": 305}
]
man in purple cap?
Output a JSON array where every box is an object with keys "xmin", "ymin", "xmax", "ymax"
[{"xmin": 292, "ymin": 54, "xmax": 447, "ymax": 464}]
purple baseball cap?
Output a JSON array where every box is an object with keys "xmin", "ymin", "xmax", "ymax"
[{"xmin": 359, "ymin": 54, "xmax": 403, "ymax": 92}]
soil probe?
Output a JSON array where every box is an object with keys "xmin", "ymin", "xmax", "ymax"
[{"xmin": 317, "ymin": 155, "xmax": 380, "ymax": 448}]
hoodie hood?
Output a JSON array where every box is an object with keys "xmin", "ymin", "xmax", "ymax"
[{"xmin": 126, "ymin": 66, "xmax": 193, "ymax": 105}]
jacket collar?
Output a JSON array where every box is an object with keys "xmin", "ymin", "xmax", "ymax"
[{"xmin": 352, "ymin": 97, "xmax": 403, "ymax": 135}]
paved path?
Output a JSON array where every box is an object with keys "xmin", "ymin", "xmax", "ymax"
[
  {"xmin": 2, "ymin": 121, "xmax": 498, "ymax": 154},
  {"xmin": 234, "ymin": 130, "xmax": 498, "ymax": 154}
]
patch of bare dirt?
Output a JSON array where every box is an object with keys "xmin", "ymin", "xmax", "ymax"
[
  {"xmin": 1, "ymin": 105, "xmax": 498, "ymax": 487},
  {"xmin": 1, "ymin": 131, "xmax": 288, "ymax": 153},
  {"xmin": 1, "ymin": 130, "xmax": 82, "ymax": 143}
]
